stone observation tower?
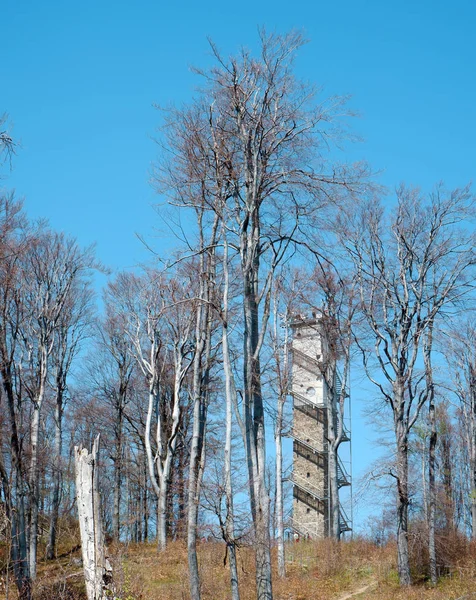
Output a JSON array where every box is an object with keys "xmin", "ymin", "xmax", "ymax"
[{"xmin": 290, "ymin": 313, "xmax": 352, "ymax": 539}]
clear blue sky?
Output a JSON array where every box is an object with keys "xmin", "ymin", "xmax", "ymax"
[{"xmin": 3, "ymin": 0, "xmax": 475, "ymax": 529}]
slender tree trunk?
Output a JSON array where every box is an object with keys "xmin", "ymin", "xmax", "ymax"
[
  {"xmin": 143, "ymin": 452, "xmax": 148, "ymax": 542},
  {"xmin": 275, "ymin": 419, "xmax": 285, "ymax": 577},
  {"xmin": 112, "ymin": 460, "xmax": 121, "ymax": 542},
  {"xmin": 221, "ymin": 235, "xmax": 241, "ymax": 600},
  {"xmin": 112, "ymin": 404, "xmax": 123, "ymax": 542},
  {"xmin": 144, "ymin": 386, "xmax": 164, "ymax": 548},
  {"xmin": 46, "ymin": 387, "xmax": 64, "ymax": 559},
  {"xmin": 424, "ymin": 326, "xmax": 437, "ymax": 585},
  {"xmin": 245, "ymin": 318, "xmax": 273, "ymax": 599},
  {"xmin": 471, "ymin": 380, "xmax": 476, "ymax": 539},
  {"xmin": 13, "ymin": 477, "xmax": 31, "ymax": 600},
  {"xmin": 166, "ymin": 470, "xmax": 174, "ymax": 541},
  {"xmin": 428, "ymin": 402, "xmax": 437, "ymax": 584},
  {"xmin": 187, "ymin": 380, "xmax": 208, "ymax": 596},
  {"xmin": 125, "ymin": 450, "xmax": 131, "ymax": 543},
  {"xmin": 242, "ymin": 244, "xmax": 273, "ymax": 600},
  {"xmin": 145, "ymin": 390, "xmax": 160, "ymax": 498},
  {"xmin": 157, "ymin": 482, "xmax": 168, "ymax": 551},
  {"xmin": 326, "ymin": 364, "xmax": 340, "ymax": 540},
  {"xmin": 136, "ymin": 487, "xmax": 142, "ymax": 543},
  {"xmin": 395, "ymin": 424, "xmax": 411, "ymax": 586},
  {"xmin": 441, "ymin": 431, "xmax": 454, "ymax": 531},
  {"xmin": 223, "ymin": 333, "xmax": 239, "ymax": 598},
  {"xmin": 158, "ymin": 366, "xmax": 184, "ymax": 551},
  {"xmin": 187, "ymin": 410, "xmax": 204, "ymax": 599},
  {"xmin": 2, "ymin": 358, "xmax": 32, "ymax": 598},
  {"xmin": 421, "ymin": 444, "xmax": 428, "ymax": 522},
  {"xmin": 187, "ymin": 211, "xmax": 218, "ymax": 598},
  {"xmin": 225, "ymin": 467, "xmax": 240, "ymax": 600},
  {"xmin": 273, "ymin": 299, "xmax": 288, "ymax": 577},
  {"xmin": 187, "ymin": 434, "xmax": 202, "ymax": 599},
  {"xmin": 254, "ymin": 497, "xmax": 272, "ymax": 600},
  {"xmin": 177, "ymin": 441, "xmax": 186, "ymax": 539},
  {"xmin": 29, "ymin": 342, "xmax": 49, "ymax": 580},
  {"xmin": 472, "ymin": 440, "xmax": 476, "ymax": 539},
  {"xmin": 29, "ymin": 395, "xmax": 43, "ymax": 579},
  {"xmin": 250, "ymin": 365, "xmax": 273, "ymax": 600}
]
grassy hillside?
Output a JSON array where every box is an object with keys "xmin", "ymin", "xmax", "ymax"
[{"xmin": 2, "ymin": 537, "xmax": 476, "ymax": 599}]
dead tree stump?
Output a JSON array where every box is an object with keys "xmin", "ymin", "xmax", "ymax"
[{"xmin": 74, "ymin": 435, "xmax": 112, "ymax": 600}]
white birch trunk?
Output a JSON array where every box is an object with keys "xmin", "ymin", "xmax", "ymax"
[
  {"xmin": 46, "ymin": 388, "xmax": 63, "ymax": 559},
  {"xmin": 275, "ymin": 420, "xmax": 285, "ymax": 577},
  {"xmin": 187, "ymin": 227, "xmax": 209, "ymax": 600},
  {"xmin": 222, "ymin": 236, "xmax": 241, "ymax": 600},
  {"xmin": 273, "ymin": 301, "xmax": 288, "ymax": 577},
  {"xmin": 157, "ymin": 484, "xmax": 168, "ymax": 551},
  {"xmin": 29, "ymin": 353, "xmax": 47, "ymax": 580}
]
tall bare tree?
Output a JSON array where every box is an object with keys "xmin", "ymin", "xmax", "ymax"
[
  {"xmin": 20, "ymin": 231, "xmax": 95, "ymax": 578},
  {"xmin": 86, "ymin": 302, "xmax": 136, "ymax": 542},
  {"xmin": 338, "ymin": 185, "xmax": 476, "ymax": 584},
  {"xmin": 154, "ymin": 29, "xmax": 367, "ymax": 599},
  {"xmin": 0, "ymin": 195, "xmax": 31, "ymax": 599},
  {"xmin": 107, "ymin": 270, "xmax": 196, "ymax": 550},
  {"xmin": 269, "ymin": 273, "xmax": 291, "ymax": 578},
  {"xmin": 220, "ymin": 230, "xmax": 242, "ymax": 600},
  {"xmin": 444, "ymin": 320, "xmax": 476, "ymax": 537},
  {"xmin": 305, "ymin": 265, "xmax": 356, "ymax": 540},
  {"xmin": 46, "ymin": 273, "xmax": 94, "ymax": 559}
]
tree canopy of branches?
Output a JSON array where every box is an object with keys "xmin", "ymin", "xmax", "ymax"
[
  {"xmin": 154, "ymin": 29, "xmax": 369, "ymax": 600},
  {"xmin": 0, "ymin": 114, "xmax": 14, "ymax": 170},
  {"xmin": 338, "ymin": 185, "xmax": 476, "ymax": 584},
  {"xmin": 0, "ymin": 195, "xmax": 96, "ymax": 598}
]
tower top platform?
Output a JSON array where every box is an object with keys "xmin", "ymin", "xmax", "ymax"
[{"xmin": 290, "ymin": 311, "xmax": 323, "ymax": 329}]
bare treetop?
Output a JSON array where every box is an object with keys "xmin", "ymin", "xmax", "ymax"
[
  {"xmin": 154, "ymin": 31, "xmax": 370, "ymax": 249},
  {"xmin": 0, "ymin": 114, "xmax": 15, "ymax": 171}
]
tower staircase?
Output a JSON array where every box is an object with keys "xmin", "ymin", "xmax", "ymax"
[{"xmin": 290, "ymin": 315, "xmax": 353, "ymax": 539}]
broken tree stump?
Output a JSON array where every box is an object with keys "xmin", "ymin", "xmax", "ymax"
[{"xmin": 74, "ymin": 435, "xmax": 112, "ymax": 600}]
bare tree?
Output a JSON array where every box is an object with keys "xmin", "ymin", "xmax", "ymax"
[
  {"xmin": 186, "ymin": 225, "xmax": 220, "ymax": 597},
  {"xmin": 423, "ymin": 322, "xmax": 438, "ymax": 584},
  {"xmin": 306, "ymin": 265, "xmax": 356, "ymax": 540},
  {"xmin": 220, "ymin": 230, "xmax": 242, "ymax": 600},
  {"xmin": 20, "ymin": 231, "xmax": 95, "ymax": 579},
  {"xmin": 0, "ymin": 195, "xmax": 31, "ymax": 599},
  {"xmin": 153, "ymin": 29, "xmax": 368, "ymax": 599},
  {"xmin": 444, "ymin": 320, "xmax": 476, "ymax": 537},
  {"xmin": 86, "ymin": 301, "xmax": 136, "ymax": 542},
  {"xmin": 46, "ymin": 274, "xmax": 94, "ymax": 559},
  {"xmin": 338, "ymin": 185, "xmax": 476, "ymax": 584},
  {"xmin": 0, "ymin": 113, "xmax": 15, "ymax": 171},
  {"xmin": 107, "ymin": 270, "xmax": 196, "ymax": 551},
  {"xmin": 269, "ymin": 274, "xmax": 291, "ymax": 578},
  {"xmin": 437, "ymin": 403, "xmax": 455, "ymax": 532}
]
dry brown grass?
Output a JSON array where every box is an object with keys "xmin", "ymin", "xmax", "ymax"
[
  {"xmin": 113, "ymin": 537, "xmax": 476, "ymax": 600},
  {"xmin": 1, "ymin": 536, "xmax": 476, "ymax": 599}
]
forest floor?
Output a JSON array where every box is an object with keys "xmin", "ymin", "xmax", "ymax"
[{"xmin": 2, "ymin": 537, "xmax": 476, "ymax": 599}]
